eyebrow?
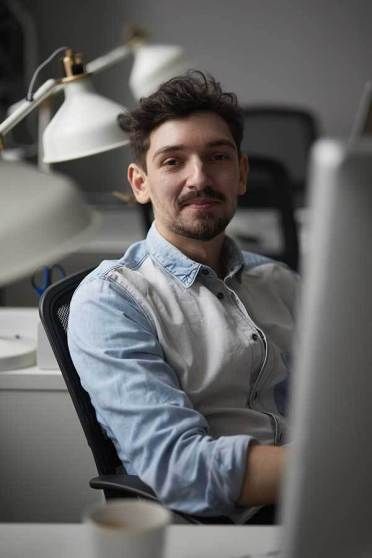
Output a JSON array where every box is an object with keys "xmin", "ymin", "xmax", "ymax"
[{"xmin": 152, "ymin": 139, "xmax": 237, "ymax": 161}]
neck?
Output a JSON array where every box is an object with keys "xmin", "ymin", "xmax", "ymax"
[{"xmin": 155, "ymin": 222, "xmax": 226, "ymax": 276}]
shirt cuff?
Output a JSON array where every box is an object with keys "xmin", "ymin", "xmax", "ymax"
[{"xmin": 205, "ymin": 434, "xmax": 256, "ymax": 515}]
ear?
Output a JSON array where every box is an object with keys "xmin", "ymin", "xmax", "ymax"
[
  {"xmin": 238, "ymin": 154, "xmax": 249, "ymax": 196},
  {"xmin": 127, "ymin": 163, "xmax": 151, "ymax": 204}
]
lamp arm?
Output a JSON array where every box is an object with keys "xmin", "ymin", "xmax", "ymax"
[
  {"xmin": 0, "ymin": 43, "xmax": 132, "ymax": 140},
  {"xmin": 85, "ymin": 44, "xmax": 131, "ymax": 75},
  {"xmin": 0, "ymin": 79, "xmax": 60, "ymax": 138}
]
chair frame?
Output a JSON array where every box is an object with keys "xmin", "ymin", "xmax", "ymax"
[
  {"xmin": 39, "ymin": 268, "xmax": 157, "ymax": 502},
  {"xmin": 242, "ymin": 105, "xmax": 319, "ymax": 196}
]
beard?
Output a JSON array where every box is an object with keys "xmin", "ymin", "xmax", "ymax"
[
  {"xmin": 152, "ymin": 185, "xmax": 236, "ymax": 241},
  {"xmin": 168, "ymin": 186, "xmax": 233, "ymax": 240},
  {"xmin": 168, "ymin": 213, "xmax": 231, "ymax": 241}
]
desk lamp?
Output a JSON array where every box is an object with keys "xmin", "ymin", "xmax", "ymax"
[{"xmin": 0, "ymin": 26, "xmax": 189, "ymax": 370}]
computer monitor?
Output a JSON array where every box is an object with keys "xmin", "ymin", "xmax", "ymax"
[{"xmin": 279, "ymin": 136, "xmax": 372, "ymax": 558}]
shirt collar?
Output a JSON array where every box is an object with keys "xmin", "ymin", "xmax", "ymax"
[{"xmin": 146, "ymin": 222, "xmax": 244, "ymax": 287}]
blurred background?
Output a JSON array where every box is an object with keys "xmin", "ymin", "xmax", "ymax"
[
  {"xmin": 1, "ymin": 0, "xmax": 371, "ymax": 304},
  {"xmin": 3, "ymin": 0, "xmax": 371, "ymax": 189}
]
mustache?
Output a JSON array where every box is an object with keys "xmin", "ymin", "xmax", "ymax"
[{"xmin": 177, "ymin": 187, "xmax": 225, "ymax": 207}]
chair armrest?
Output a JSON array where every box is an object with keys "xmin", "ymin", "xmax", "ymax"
[
  {"xmin": 90, "ymin": 474, "xmax": 235, "ymax": 525},
  {"xmin": 89, "ymin": 474, "xmax": 158, "ymax": 501},
  {"xmin": 90, "ymin": 474, "xmax": 198, "ymax": 524}
]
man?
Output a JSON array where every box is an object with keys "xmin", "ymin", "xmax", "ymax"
[{"xmin": 68, "ymin": 72, "xmax": 298, "ymax": 523}]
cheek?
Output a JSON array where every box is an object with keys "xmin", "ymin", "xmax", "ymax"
[
  {"xmin": 148, "ymin": 177, "xmax": 181, "ymax": 207},
  {"xmin": 213, "ymin": 168, "xmax": 240, "ymax": 191}
]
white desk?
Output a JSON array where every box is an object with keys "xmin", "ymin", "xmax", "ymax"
[
  {"xmin": 0, "ymin": 309, "xmax": 101, "ymax": 523},
  {"xmin": 0, "ymin": 524, "xmax": 280, "ymax": 558}
]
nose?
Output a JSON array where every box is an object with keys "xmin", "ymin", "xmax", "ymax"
[{"xmin": 185, "ymin": 158, "xmax": 210, "ymax": 190}]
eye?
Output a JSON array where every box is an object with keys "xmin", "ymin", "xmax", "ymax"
[
  {"xmin": 162, "ymin": 158, "xmax": 181, "ymax": 168},
  {"xmin": 209, "ymin": 152, "xmax": 232, "ymax": 161}
]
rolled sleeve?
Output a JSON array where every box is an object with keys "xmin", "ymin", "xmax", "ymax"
[{"xmin": 68, "ymin": 275, "xmax": 253, "ymax": 516}]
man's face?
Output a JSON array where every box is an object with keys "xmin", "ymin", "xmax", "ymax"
[{"xmin": 128, "ymin": 111, "xmax": 248, "ymax": 244}]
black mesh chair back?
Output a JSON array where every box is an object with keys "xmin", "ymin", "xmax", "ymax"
[
  {"xmin": 39, "ymin": 268, "xmax": 122, "ymax": 477},
  {"xmin": 238, "ymin": 155, "xmax": 299, "ymax": 271},
  {"xmin": 242, "ymin": 106, "xmax": 319, "ymax": 200},
  {"xmin": 39, "ymin": 268, "xmax": 160, "ymax": 505}
]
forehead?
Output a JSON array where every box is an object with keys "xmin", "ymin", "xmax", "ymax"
[{"xmin": 147, "ymin": 111, "xmax": 235, "ymax": 156}]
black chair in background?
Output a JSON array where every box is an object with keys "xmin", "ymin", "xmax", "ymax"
[
  {"xmin": 237, "ymin": 155, "xmax": 299, "ymax": 271},
  {"xmin": 39, "ymin": 269, "xmax": 235, "ymax": 525},
  {"xmin": 242, "ymin": 105, "xmax": 319, "ymax": 205}
]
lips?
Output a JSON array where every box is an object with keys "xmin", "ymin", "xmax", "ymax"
[{"xmin": 180, "ymin": 198, "xmax": 220, "ymax": 208}]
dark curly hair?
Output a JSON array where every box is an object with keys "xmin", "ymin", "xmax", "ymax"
[{"xmin": 118, "ymin": 70, "xmax": 244, "ymax": 170}]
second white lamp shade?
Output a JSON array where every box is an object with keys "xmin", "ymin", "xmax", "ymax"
[
  {"xmin": 43, "ymin": 77, "xmax": 129, "ymax": 163},
  {"xmin": 129, "ymin": 45, "xmax": 189, "ymax": 100}
]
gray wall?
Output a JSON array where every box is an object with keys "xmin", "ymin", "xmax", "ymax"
[{"xmin": 18, "ymin": 0, "xmax": 372, "ymax": 196}]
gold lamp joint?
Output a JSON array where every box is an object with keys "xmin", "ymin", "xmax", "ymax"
[{"xmin": 61, "ymin": 49, "xmax": 89, "ymax": 83}]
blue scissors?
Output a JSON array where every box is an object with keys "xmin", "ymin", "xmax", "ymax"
[{"xmin": 31, "ymin": 264, "xmax": 66, "ymax": 297}]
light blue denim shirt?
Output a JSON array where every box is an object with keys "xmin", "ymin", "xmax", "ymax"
[{"xmin": 68, "ymin": 223, "xmax": 298, "ymax": 521}]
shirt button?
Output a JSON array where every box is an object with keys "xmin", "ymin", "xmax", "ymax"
[
  {"xmin": 252, "ymin": 333, "xmax": 259, "ymax": 341},
  {"xmin": 216, "ymin": 292, "xmax": 224, "ymax": 299},
  {"xmin": 202, "ymin": 269, "xmax": 209, "ymax": 275}
]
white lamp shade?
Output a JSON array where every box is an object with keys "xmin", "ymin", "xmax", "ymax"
[
  {"xmin": 129, "ymin": 44, "xmax": 190, "ymax": 99},
  {"xmin": 0, "ymin": 159, "xmax": 100, "ymax": 286},
  {"xmin": 43, "ymin": 77, "xmax": 129, "ymax": 163}
]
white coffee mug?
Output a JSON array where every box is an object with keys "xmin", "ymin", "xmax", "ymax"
[{"xmin": 84, "ymin": 499, "xmax": 171, "ymax": 558}]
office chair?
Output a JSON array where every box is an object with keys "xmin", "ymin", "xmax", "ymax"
[
  {"xmin": 242, "ymin": 105, "xmax": 319, "ymax": 204},
  {"xmin": 237, "ymin": 155, "xmax": 300, "ymax": 271},
  {"xmin": 39, "ymin": 268, "xmax": 235, "ymax": 525}
]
